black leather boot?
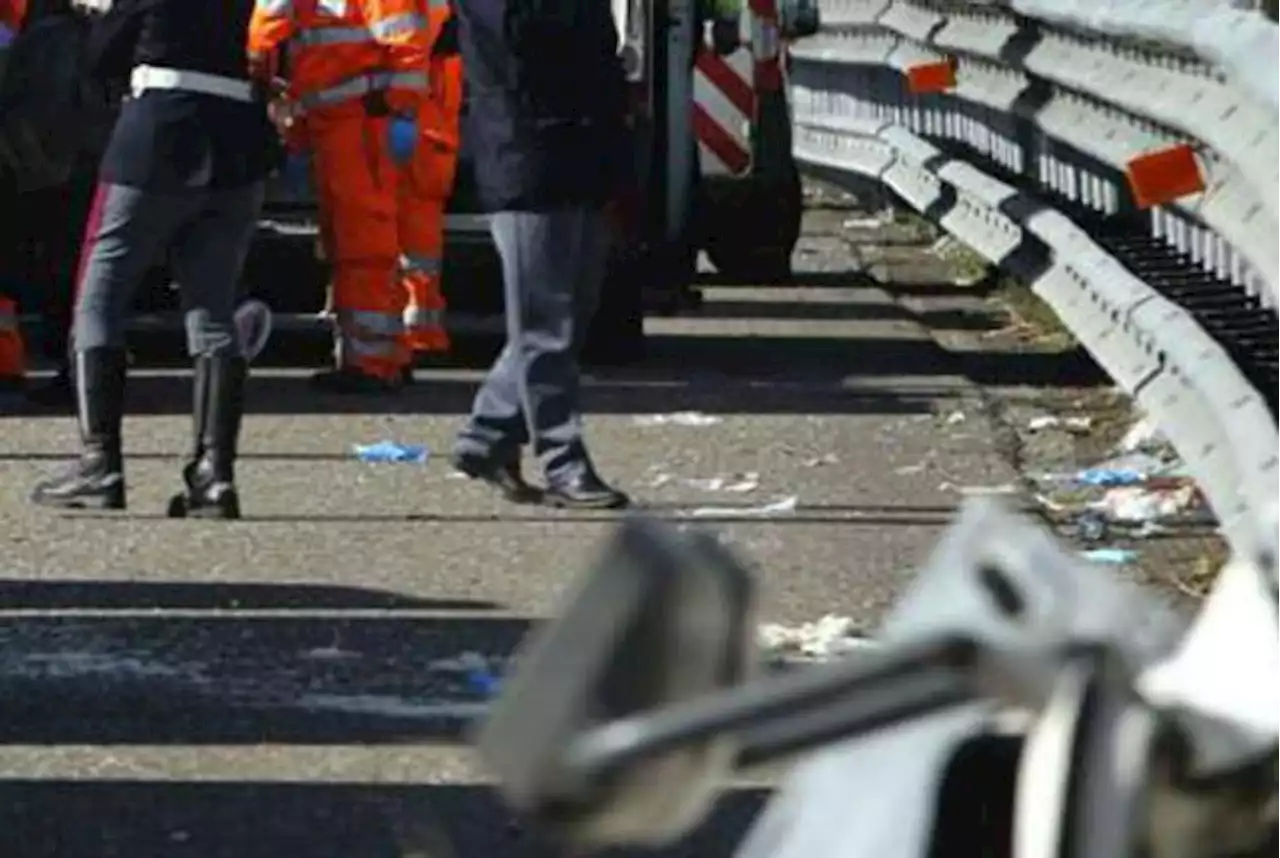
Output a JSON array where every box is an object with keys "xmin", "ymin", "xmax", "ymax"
[
  {"xmin": 168, "ymin": 355, "xmax": 247, "ymax": 520},
  {"xmin": 30, "ymin": 348, "xmax": 128, "ymax": 510}
]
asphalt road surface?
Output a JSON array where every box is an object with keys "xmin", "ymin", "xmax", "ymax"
[{"xmin": 0, "ymin": 202, "xmax": 1049, "ymax": 857}]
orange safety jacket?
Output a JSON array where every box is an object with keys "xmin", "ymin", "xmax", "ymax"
[
  {"xmin": 420, "ymin": 0, "xmax": 460, "ymax": 154},
  {"xmin": 247, "ymin": 0, "xmax": 430, "ymax": 126}
]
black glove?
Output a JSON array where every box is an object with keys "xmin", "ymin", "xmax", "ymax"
[{"xmin": 362, "ymin": 90, "xmax": 392, "ymax": 117}]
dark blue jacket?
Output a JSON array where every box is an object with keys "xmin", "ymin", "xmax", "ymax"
[
  {"xmin": 455, "ymin": 0, "xmax": 630, "ymax": 212},
  {"xmin": 86, "ymin": 0, "xmax": 274, "ymax": 193}
]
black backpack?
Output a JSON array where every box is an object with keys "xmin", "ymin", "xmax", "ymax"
[{"xmin": 0, "ymin": 11, "xmax": 113, "ymax": 193}]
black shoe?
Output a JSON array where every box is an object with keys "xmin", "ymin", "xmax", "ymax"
[
  {"xmin": 545, "ymin": 470, "xmax": 630, "ymax": 510},
  {"xmin": 31, "ymin": 348, "xmax": 127, "ymax": 510},
  {"xmin": 311, "ymin": 367, "xmax": 402, "ymax": 395},
  {"xmin": 25, "ymin": 367, "xmax": 73, "ymax": 408},
  {"xmin": 400, "ymin": 365, "xmax": 415, "ymax": 386},
  {"xmin": 168, "ymin": 355, "xmax": 246, "ymax": 520},
  {"xmin": 452, "ymin": 450, "xmax": 542, "ymax": 504}
]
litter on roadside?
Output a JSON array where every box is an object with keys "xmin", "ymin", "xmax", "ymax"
[
  {"xmin": 632, "ymin": 411, "xmax": 722, "ymax": 427},
  {"xmin": 1082, "ymin": 548, "xmax": 1139, "ymax": 565},
  {"xmin": 759, "ymin": 615, "xmax": 878, "ymax": 662},
  {"xmin": 939, "ymin": 481, "xmax": 1020, "ymax": 496},
  {"xmin": 352, "ymin": 440, "xmax": 429, "ymax": 463},
  {"xmin": 688, "ymin": 495, "xmax": 798, "ymax": 518},
  {"xmin": 943, "ymin": 410, "xmax": 966, "ymax": 425},
  {"xmin": 804, "ymin": 453, "xmax": 839, "ymax": 467},
  {"xmin": 1027, "ymin": 414, "xmax": 1093, "ymax": 433},
  {"xmin": 1093, "ymin": 484, "xmax": 1198, "ymax": 523},
  {"xmin": 647, "ymin": 470, "xmax": 760, "ymax": 493},
  {"xmin": 1119, "ymin": 415, "xmax": 1168, "ymax": 453}
]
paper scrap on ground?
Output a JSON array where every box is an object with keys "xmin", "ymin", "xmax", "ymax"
[
  {"xmin": 944, "ymin": 410, "xmax": 966, "ymax": 425},
  {"xmin": 632, "ymin": 411, "xmax": 722, "ymax": 427},
  {"xmin": 1119, "ymin": 415, "xmax": 1167, "ymax": 453},
  {"xmin": 940, "ymin": 481, "xmax": 1019, "ymax": 496},
  {"xmin": 352, "ymin": 441, "xmax": 430, "ymax": 463},
  {"xmin": 689, "ymin": 495, "xmax": 798, "ymax": 518},
  {"xmin": 759, "ymin": 615, "xmax": 879, "ymax": 662},
  {"xmin": 1093, "ymin": 485, "xmax": 1198, "ymax": 523},
  {"xmin": 805, "ymin": 453, "xmax": 839, "ymax": 467},
  {"xmin": 1027, "ymin": 414, "xmax": 1093, "ymax": 433},
  {"xmin": 648, "ymin": 469, "xmax": 760, "ymax": 493}
]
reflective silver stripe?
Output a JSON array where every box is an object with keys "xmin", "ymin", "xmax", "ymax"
[
  {"xmin": 370, "ymin": 12, "xmax": 427, "ymax": 40},
  {"xmin": 399, "ymin": 252, "xmax": 441, "ymax": 276},
  {"xmin": 336, "ymin": 309, "xmax": 403, "ymax": 337},
  {"xmin": 428, "ymin": 0, "xmax": 449, "ymax": 8},
  {"xmin": 403, "ymin": 307, "xmax": 442, "ymax": 328},
  {"xmin": 255, "ymin": 0, "xmax": 292, "ymax": 15},
  {"xmin": 293, "ymin": 25, "xmax": 371, "ymax": 47},
  {"xmin": 374, "ymin": 70, "xmax": 429, "ymax": 90},
  {"xmin": 130, "ymin": 65, "xmax": 255, "ymax": 103},
  {"xmin": 0, "ymin": 313, "xmax": 16, "ymax": 330},
  {"xmin": 343, "ymin": 336, "xmax": 399, "ymax": 358},
  {"xmin": 293, "ymin": 14, "xmax": 425, "ymax": 48},
  {"xmin": 298, "ymin": 70, "xmax": 428, "ymax": 109}
]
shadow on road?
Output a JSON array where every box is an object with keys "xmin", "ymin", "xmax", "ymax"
[
  {"xmin": 0, "ymin": 580, "xmax": 501, "ymax": 611},
  {"xmin": 0, "ymin": 781, "xmax": 769, "ymax": 858},
  {"xmin": 58, "ymin": 501, "xmax": 963, "ymax": 528},
  {"xmin": 0, "ymin": 611, "xmax": 529, "ymax": 745},
  {"xmin": 5, "ymin": 338, "xmax": 1099, "ymax": 421}
]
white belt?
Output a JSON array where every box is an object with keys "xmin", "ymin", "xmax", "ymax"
[{"xmin": 130, "ymin": 64, "xmax": 255, "ymax": 103}]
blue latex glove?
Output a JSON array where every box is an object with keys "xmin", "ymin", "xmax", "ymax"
[
  {"xmin": 352, "ymin": 440, "xmax": 430, "ymax": 464},
  {"xmin": 388, "ymin": 116, "xmax": 417, "ymax": 165},
  {"xmin": 281, "ymin": 152, "xmax": 312, "ymax": 197}
]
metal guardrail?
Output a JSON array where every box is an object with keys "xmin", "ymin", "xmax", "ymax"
[{"xmin": 789, "ymin": 0, "xmax": 1279, "ymax": 574}]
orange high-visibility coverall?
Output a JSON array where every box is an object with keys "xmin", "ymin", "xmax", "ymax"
[
  {"xmin": 249, "ymin": 0, "xmax": 430, "ymax": 382},
  {"xmin": 398, "ymin": 0, "xmax": 459, "ymax": 355}
]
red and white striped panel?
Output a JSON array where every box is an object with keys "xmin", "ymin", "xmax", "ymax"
[
  {"xmin": 693, "ymin": 46, "xmax": 755, "ymax": 177},
  {"xmin": 692, "ymin": 0, "xmax": 785, "ymax": 178}
]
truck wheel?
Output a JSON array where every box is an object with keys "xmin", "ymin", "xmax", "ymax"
[{"xmin": 703, "ymin": 164, "xmax": 803, "ymax": 283}]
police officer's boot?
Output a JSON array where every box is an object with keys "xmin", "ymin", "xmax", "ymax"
[
  {"xmin": 30, "ymin": 348, "xmax": 128, "ymax": 510},
  {"xmin": 167, "ymin": 355, "xmax": 247, "ymax": 520}
]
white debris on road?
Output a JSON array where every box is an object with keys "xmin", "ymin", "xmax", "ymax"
[
  {"xmin": 1027, "ymin": 414, "xmax": 1093, "ymax": 433},
  {"xmin": 1118, "ymin": 414, "xmax": 1168, "ymax": 453},
  {"xmin": 689, "ymin": 495, "xmax": 798, "ymax": 518},
  {"xmin": 632, "ymin": 411, "xmax": 723, "ymax": 427},
  {"xmin": 758, "ymin": 615, "xmax": 878, "ymax": 662}
]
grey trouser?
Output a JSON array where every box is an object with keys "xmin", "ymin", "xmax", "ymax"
[
  {"xmin": 456, "ymin": 206, "xmax": 608, "ymax": 480},
  {"xmin": 73, "ymin": 181, "xmax": 265, "ymax": 358}
]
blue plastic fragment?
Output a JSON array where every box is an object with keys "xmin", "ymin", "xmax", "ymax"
[
  {"xmin": 352, "ymin": 440, "xmax": 430, "ymax": 463},
  {"xmin": 1074, "ymin": 467, "xmax": 1145, "ymax": 487},
  {"xmin": 1082, "ymin": 548, "xmax": 1138, "ymax": 565}
]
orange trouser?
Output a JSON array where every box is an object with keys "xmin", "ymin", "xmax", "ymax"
[
  {"xmin": 397, "ymin": 134, "xmax": 456, "ymax": 354},
  {"xmin": 310, "ymin": 112, "xmax": 409, "ymax": 381},
  {"xmin": 0, "ymin": 294, "xmax": 26, "ymax": 382}
]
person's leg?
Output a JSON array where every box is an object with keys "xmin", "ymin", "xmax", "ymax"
[
  {"xmin": 31, "ymin": 183, "xmax": 192, "ymax": 510},
  {"xmin": 310, "ymin": 115, "xmax": 406, "ymax": 394},
  {"xmin": 460, "ymin": 208, "xmax": 626, "ymax": 508},
  {"xmin": 396, "ymin": 137, "xmax": 452, "ymax": 372},
  {"xmin": 451, "ymin": 211, "xmax": 540, "ymax": 503},
  {"xmin": 166, "ymin": 181, "xmax": 265, "ymax": 520}
]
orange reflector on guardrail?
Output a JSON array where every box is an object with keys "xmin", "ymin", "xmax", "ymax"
[
  {"xmin": 1125, "ymin": 143, "xmax": 1205, "ymax": 209},
  {"xmin": 905, "ymin": 59, "xmax": 956, "ymax": 94}
]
